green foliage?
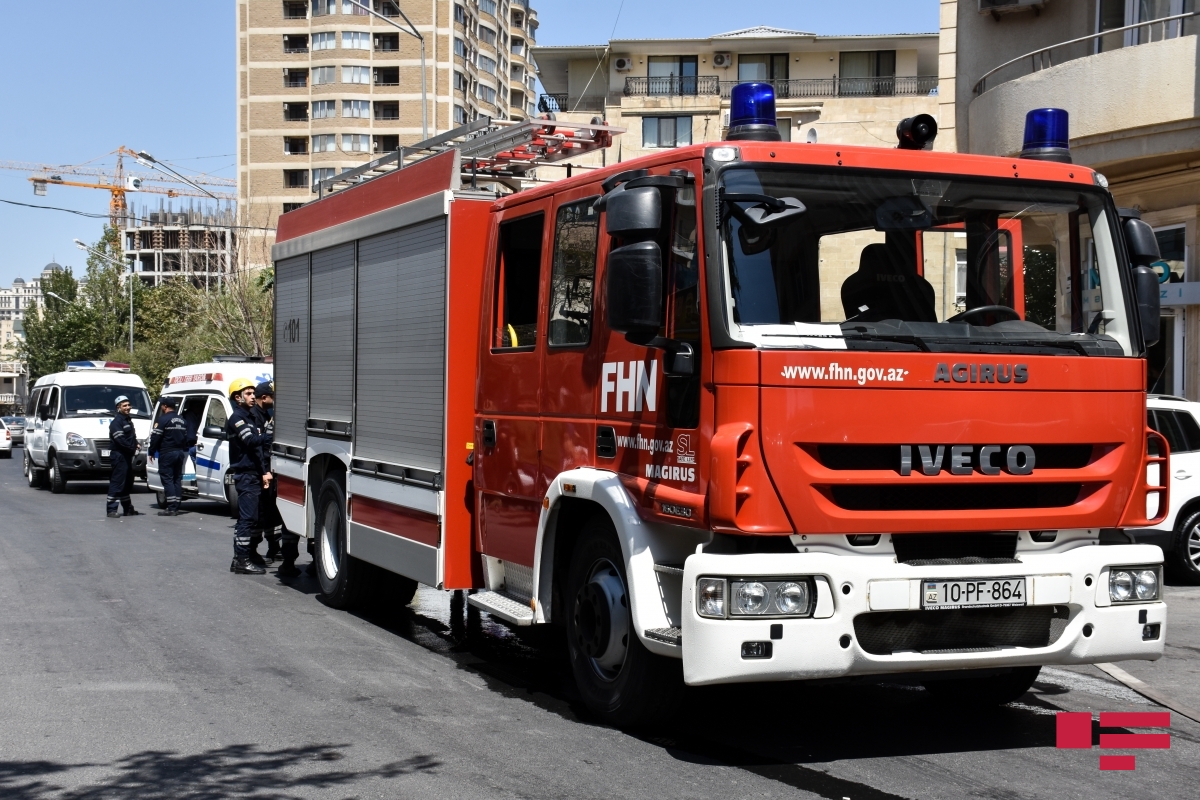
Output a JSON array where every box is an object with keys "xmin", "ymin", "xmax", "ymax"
[
  {"xmin": 1023, "ymin": 246, "xmax": 1058, "ymax": 329},
  {"xmin": 17, "ymin": 268, "xmax": 103, "ymax": 381}
]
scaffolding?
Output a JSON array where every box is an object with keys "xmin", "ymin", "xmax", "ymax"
[{"xmin": 123, "ymin": 200, "xmax": 237, "ymax": 290}]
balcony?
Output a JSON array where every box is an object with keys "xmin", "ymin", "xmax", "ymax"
[
  {"xmin": 538, "ymin": 93, "xmax": 605, "ymax": 113},
  {"xmin": 969, "ymin": 20, "xmax": 1199, "ymax": 171},
  {"xmin": 622, "ymin": 75, "xmax": 937, "ymax": 99},
  {"xmin": 623, "ymin": 76, "xmax": 721, "ymax": 96}
]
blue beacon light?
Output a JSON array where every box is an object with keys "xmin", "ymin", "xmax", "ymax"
[
  {"xmin": 1020, "ymin": 108, "xmax": 1071, "ymax": 163},
  {"xmin": 728, "ymin": 82, "xmax": 782, "ymax": 142}
]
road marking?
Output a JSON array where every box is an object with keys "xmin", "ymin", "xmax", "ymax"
[{"xmin": 1094, "ymin": 662, "xmax": 1200, "ymax": 725}]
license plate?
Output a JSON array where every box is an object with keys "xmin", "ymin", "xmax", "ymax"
[
  {"xmin": 922, "ymin": 577, "xmax": 1026, "ymax": 610},
  {"xmin": 100, "ymin": 449, "xmax": 110, "ymax": 457}
]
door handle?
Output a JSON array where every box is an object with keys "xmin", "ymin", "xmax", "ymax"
[
  {"xmin": 1175, "ymin": 470, "xmax": 1191, "ymax": 480},
  {"xmin": 482, "ymin": 419, "xmax": 497, "ymax": 449},
  {"xmin": 197, "ymin": 443, "xmax": 205, "ymax": 451}
]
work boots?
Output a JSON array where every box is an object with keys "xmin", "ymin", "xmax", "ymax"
[
  {"xmin": 277, "ymin": 559, "xmax": 301, "ymax": 578},
  {"xmin": 230, "ymin": 557, "xmax": 266, "ymax": 575}
]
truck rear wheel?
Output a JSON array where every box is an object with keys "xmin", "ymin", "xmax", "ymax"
[
  {"xmin": 922, "ymin": 666, "xmax": 1041, "ymax": 706},
  {"xmin": 565, "ymin": 515, "xmax": 683, "ymax": 728},
  {"xmin": 314, "ymin": 476, "xmax": 368, "ymax": 610},
  {"xmin": 25, "ymin": 450, "xmax": 46, "ymax": 489}
]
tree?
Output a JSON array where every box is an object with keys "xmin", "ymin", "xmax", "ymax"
[
  {"xmin": 18, "ymin": 268, "xmax": 102, "ymax": 381},
  {"xmin": 81, "ymin": 225, "xmax": 143, "ymax": 355}
]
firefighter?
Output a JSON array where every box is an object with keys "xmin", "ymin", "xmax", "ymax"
[
  {"xmin": 105, "ymin": 395, "xmax": 141, "ymax": 518},
  {"xmin": 252, "ymin": 381, "xmax": 301, "ymax": 577},
  {"xmin": 148, "ymin": 396, "xmax": 195, "ymax": 516},
  {"xmin": 226, "ymin": 378, "xmax": 272, "ymax": 574}
]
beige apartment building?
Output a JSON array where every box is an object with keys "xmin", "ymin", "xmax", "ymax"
[
  {"xmin": 939, "ymin": 0, "xmax": 1199, "ymax": 398},
  {"xmin": 531, "ymin": 26, "xmax": 939, "ymax": 164},
  {"xmin": 237, "ymin": 0, "xmax": 540, "ymax": 246}
]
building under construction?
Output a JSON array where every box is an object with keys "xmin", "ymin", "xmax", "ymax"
[{"xmin": 123, "ymin": 201, "xmax": 237, "ymax": 290}]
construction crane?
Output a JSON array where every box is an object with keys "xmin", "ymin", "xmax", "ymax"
[{"xmin": 0, "ymin": 147, "xmax": 236, "ymax": 229}]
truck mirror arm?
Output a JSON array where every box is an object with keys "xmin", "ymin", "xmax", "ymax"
[{"xmin": 622, "ymin": 333, "xmax": 695, "ymax": 377}]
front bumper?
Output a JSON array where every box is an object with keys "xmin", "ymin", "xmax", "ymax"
[
  {"xmin": 57, "ymin": 445, "xmax": 146, "ymax": 479},
  {"xmin": 681, "ymin": 544, "xmax": 1166, "ymax": 686}
]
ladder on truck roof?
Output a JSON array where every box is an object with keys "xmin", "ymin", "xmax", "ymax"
[{"xmin": 314, "ymin": 116, "xmax": 624, "ymax": 199}]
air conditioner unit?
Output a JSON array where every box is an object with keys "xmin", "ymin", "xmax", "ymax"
[
  {"xmin": 613, "ymin": 56, "xmax": 633, "ymax": 72},
  {"xmin": 712, "ymin": 52, "xmax": 733, "ymax": 68},
  {"xmin": 979, "ymin": 0, "xmax": 1047, "ymax": 15}
]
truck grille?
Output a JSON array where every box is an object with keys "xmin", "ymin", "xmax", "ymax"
[
  {"xmin": 95, "ymin": 438, "xmax": 111, "ymax": 466},
  {"xmin": 828, "ymin": 482, "xmax": 1085, "ymax": 511},
  {"xmin": 853, "ymin": 606, "xmax": 1070, "ymax": 655},
  {"xmin": 892, "ymin": 532, "xmax": 1018, "ymax": 564}
]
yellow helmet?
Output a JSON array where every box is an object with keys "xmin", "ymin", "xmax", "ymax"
[{"xmin": 228, "ymin": 377, "xmax": 255, "ymax": 399}]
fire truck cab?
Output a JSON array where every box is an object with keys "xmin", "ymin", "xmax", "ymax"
[{"xmin": 273, "ymin": 92, "xmax": 1170, "ymax": 727}]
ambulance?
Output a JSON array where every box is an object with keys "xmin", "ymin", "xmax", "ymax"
[{"xmin": 147, "ymin": 358, "xmax": 273, "ymax": 514}]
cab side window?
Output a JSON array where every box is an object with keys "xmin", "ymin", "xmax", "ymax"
[
  {"xmin": 1151, "ymin": 409, "xmax": 1200, "ymax": 453},
  {"xmin": 180, "ymin": 396, "xmax": 207, "ymax": 434},
  {"xmin": 493, "ymin": 213, "xmax": 545, "ymax": 349},
  {"xmin": 548, "ymin": 198, "xmax": 600, "ymax": 346},
  {"xmin": 26, "ymin": 388, "xmax": 42, "ymax": 418},
  {"xmin": 204, "ymin": 398, "xmax": 228, "ymax": 435},
  {"xmin": 41, "ymin": 388, "xmax": 60, "ymax": 421}
]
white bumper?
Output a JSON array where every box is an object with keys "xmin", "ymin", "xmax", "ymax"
[{"xmin": 681, "ymin": 544, "xmax": 1166, "ymax": 686}]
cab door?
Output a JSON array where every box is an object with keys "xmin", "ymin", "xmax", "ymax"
[
  {"xmin": 26, "ymin": 388, "xmax": 46, "ymax": 465},
  {"xmin": 32, "ymin": 387, "xmax": 58, "ymax": 467},
  {"xmin": 195, "ymin": 396, "xmax": 230, "ymax": 500},
  {"xmin": 476, "ymin": 200, "xmax": 552, "ymax": 568}
]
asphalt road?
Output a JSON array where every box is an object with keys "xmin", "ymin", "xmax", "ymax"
[{"xmin": 1, "ymin": 450, "xmax": 1199, "ymax": 799}]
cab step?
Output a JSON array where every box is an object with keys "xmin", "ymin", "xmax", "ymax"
[
  {"xmin": 467, "ymin": 590, "xmax": 534, "ymax": 626},
  {"xmin": 644, "ymin": 627, "xmax": 682, "ymax": 646}
]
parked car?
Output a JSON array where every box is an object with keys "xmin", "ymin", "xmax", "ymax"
[
  {"xmin": 2, "ymin": 415, "xmax": 26, "ymax": 445},
  {"xmin": 0, "ymin": 418, "xmax": 11, "ymax": 458},
  {"xmin": 1135, "ymin": 395, "xmax": 1200, "ymax": 583}
]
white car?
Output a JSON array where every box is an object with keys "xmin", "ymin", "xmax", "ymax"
[
  {"xmin": 0, "ymin": 418, "xmax": 12, "ymax": 458},
  {"xmin": 1136, "ymin": 394, "xmax": 1200, "ymax": 583},
  {"xmin": 24, "ymin": 362, "xmax": 153, "ymax": 493}
]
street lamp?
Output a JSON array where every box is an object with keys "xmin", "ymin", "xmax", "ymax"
[
  {"xmin": 132, "ymin": 151, "xmax": 218, "ymax": 199},
  {"xmin": 75, "ymin": 238, "xmax": 135, "ymax": 354},
  {"xmin": 345, "ymin": 0, "xmax": 428, "ymax": 141},
  {"xmin": 44, "ymin": 291, "xmax": 77, "ymax": 306}
]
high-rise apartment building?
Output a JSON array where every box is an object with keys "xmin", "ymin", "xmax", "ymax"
[{"xmin": 237, "ymin": 0, "xmax": 539, "ymax": 250}]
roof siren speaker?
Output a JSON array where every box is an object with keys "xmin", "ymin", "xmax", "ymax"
[{"xmin": 896, "ymin": 115, "xmax": 938, "ymax": 150}]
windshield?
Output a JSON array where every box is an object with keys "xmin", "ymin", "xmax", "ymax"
[
  {"xmin": 62, "ymin": 385, "xmax": 152, "ymax": 417},
  {"xmin": 719, "ymin": 166, "xmax": 1133, "ymax": 356}
]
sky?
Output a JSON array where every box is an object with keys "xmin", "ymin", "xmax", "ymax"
[{"xmin": 0, "ymin": 0, "xmax": 937, "ymax": 287}]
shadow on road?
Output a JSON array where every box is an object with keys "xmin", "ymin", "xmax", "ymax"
[{"xmin": 0, "ymin": 744, "xmax": 438, "ymax": 799}]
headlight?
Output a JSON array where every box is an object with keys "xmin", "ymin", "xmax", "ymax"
[
  {"xmin": 66, "ymin": 432, "xmax": 87, "ymax": 448},
  {"xmin": 734, "ymin": 581, "xmax": 770, "ymax": 615},
  {"xmin": 697, "ymin": 578, "xmax": 726, "ymax": 618},
  {"xmin": 1108, "ymin": 565, "xmax": 1161, "ymax": 603},
  {"xmin": 776, "ymin": 582, "xmax": 810, "ymax": 614}
]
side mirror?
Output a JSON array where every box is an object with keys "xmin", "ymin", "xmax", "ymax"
[
  {"xmin": 604, "ymin": 186, "xmax": 661, "ymax": 236},
  {"xmin": 203, "ymin": 424, "xmax": 226, "ymax": 440},
  {"xmin": 1124, "ymin": 218, "xmax": 1161, "ymax": 267},
  {"xmin": 1133, "ymin": 265, "xmax": 1161, "ymax": 347},
  {"xmin": 606, "ymin": 241, "xmax": 663, "ymax": 338}
]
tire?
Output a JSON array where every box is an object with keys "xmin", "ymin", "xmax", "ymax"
[
  {"xmin": 1169, "ymin": 510, "xmax": 1200, "ymax": 585},
  {"xmin": 48, "ymin": 454, "xmax": 67, "ymax": 494},
  {"xmin": 564, "ymin": 515, "xmax": 683, "ymax": 728},
  {"xmin": 314, "ymin": 476, "xmax": 369, "ymax": 610},
  {"xmin": 0, "ymin": 449, "xmax": 10, "ymax": 459},
  {"xmin": 24, "ymin": 450, "xmax": 46, "ymax": 489},
  {"xmin": 922, "ymin": 666, "xmax": 1041, "ymax": 706}
]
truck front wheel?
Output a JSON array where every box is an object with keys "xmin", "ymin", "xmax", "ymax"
[
  {"xmin": 314, "ymin": 476, "xmax": 367, "ymax": 610},
  {"xmin": 922, "ymin": 666, "xmax": 1041, "ymax": 706},
  {"xmin": 565, "ymin": 516, "xmax": 683, "ymax": 728}
]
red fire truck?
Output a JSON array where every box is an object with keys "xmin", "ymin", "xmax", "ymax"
[{"xmin": 271, "ymin": 89, "xmax": 1170, "ymax": 727}]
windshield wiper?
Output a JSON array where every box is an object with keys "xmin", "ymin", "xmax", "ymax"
[{"xmin": 844, "ymin": 331, "xmax": 931, "ymax": 352}]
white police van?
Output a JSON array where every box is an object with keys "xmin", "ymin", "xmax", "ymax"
[
  {"xmin": 146, "ymin": 358, "xmax": 273, "ymax": 515},
  {"xmin": 23, "ymin": 361, "xmax": 153, "ymax": 493}
]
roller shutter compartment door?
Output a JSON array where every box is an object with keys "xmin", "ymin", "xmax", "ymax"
[
  {"xmin": 309, "ymin": 243, "xmax": 355, "ymax": 423},
  {"xmin": 273, "ymin": 254, "xmax": 310, "ymax": 447},
  {"xmin": 355, "ymin": 218, "xmax": 448, "ymax": 472}
]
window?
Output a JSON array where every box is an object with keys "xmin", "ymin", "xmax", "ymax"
[
  {"xmin": 738, "ymin": 53, "xmax": 788, "ymax": 82},
  {"xmin": 312, "ymin": 31, "xmax": 337, "ymax": 50},
  {"xmin": 283, "ymin": 102, "xmax": 309, "ymax": 121},
  {"xmin": 1154, "ymin": 225, "xmax": 1187, "ymax": 283},
  {"xmin": 548, "ymin": 199, "xmax": 599, "ymax": 346},
  {"xmin": 374, "ymin": 66, "xmax": 400, "ymax": 85},
  {"xmin": 343, "ymin": 133, "xmax": 370, "ymax": 152},
  {"xmin": 312, "ymin": 167, "xmax": 336, "ymax": 186},
  {"xmin": 311, "ymin": 0, "xmax": 336, "ymax": 15},
  {"xmin": 1149, "ymin": 409, "xmax": 1200, "ymax": 453},
  {"xmin": 374, "ymin": 32, "xmax": 399, "ymax": 51},
  {"xmin": 312, "ymin": 65, "xmax": 336, "ymax": 85},
  {"xmin": 284, "ymin": 136, "xmax": 308, "ymax": 155},
  {"xmin": 343, "ymin": 0, "xmax": 369, "ymax": 13},
  {"xmin": 374, "ymin": 0, "xmax": 400, "ymax": 16},
  {"xmin": 342, "ymin": 30, "xmax": 369, "ymax": 49},
  {"xmin": 373, "ymin": 135, "xmax": 399, "ymax": 152},
  {"xmin": 479, "ymin": 26, "xmax": 497, "ymax": 46},
  {"xmin": 478, "ymin": 55, "xmax": 497, "ymax": 75},
  {"xmin": 374, "ymin": 101, "xmax": 399, "ymax": 119},
  {"xmin": 342, "ymin": 98, "xmax": 370, "ymax": 117},
  {"xmin": 647, "ymin": 55, "xmax": 698, "ymax": 94},
  {"xmin": 454, "ymin": 70, "xmax": 469, "ymax": 93},
  {"xmin": 343, "ymin": 65, "xmax": 370, "ymax": 84},
  {"xmin": 312, "ymin": 134, "xmax": 337, "ymax": 152},
  {"xmin": 204, "ymin": 397, "xmax": 227, "ymax": 433},
  {"xmin": 494, "ymin": 213, "xmax": 545, "ymax": 349},
  {"xmin": 512, "ymin": 37, "xmax": 525, "ymax": 56},
  {"xmin": 455, "ymin": 3, "xmax": 467, "ymax": 24},
  {"xmin": 283, "ymin": 202, "xmax": 304, "ymax": 213},
  {"xmin": 838, "ymin": 50, "xmax": 896, "ymax": 96},
  {"xmin": 284, "ymin": 68, "xmax": 308, "ymax": 88},
  {"xmin": 480, "ymin": 0, "xmax": 497, "ymax": 13},
  {"xmin": 283, "ymin": 1, "xmax": 307, "ymax": 19},
  {"xmin": 284, "ymin": 169, "xmax": 310, "ymax": 188},
  {"xmin": 454, "ymin": 104, "xmax": 468, "ymax": 124},
  {"xmin": 312, "ymin": 99, "xmax": 337, "ymax": 118},
  {"xmin": 283, "ymin": 33, "xmax": 309, "ymax": 53},
  {"xmin": 642, "ymin": 116, "xmax": 692, "ymax": 148},
  {"xmin": 1098, "ymin": 0, "xmax": 1196, "ymax": 51},
  {"xmin": 477, "ymin": 84, "xmax": 497, "ymax": 104}
]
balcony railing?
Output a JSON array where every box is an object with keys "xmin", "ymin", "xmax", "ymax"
[
  {"xmin": 538, "ymin": 93, "xmax": 605, "ymax": 113},
  {"xmin": 974, "ymin": 10, "xmax": 1199, "ymax": 95},
  {"xmin": 623, "ymin": 76, "xmax": 721, "ymax": 96},
  {"xmin": 718, "ymin": 75, "xmax": 939, "ymax": 99}
]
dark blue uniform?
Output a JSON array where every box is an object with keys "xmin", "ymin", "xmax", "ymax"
[
  {"xmin": 106, "ymin": 411, "xmax": 138, "ymax": 516},
  {"xmin": 149, "ymin": 409, "xmax": 196, "ymax": 514},
  {"xmin": 226, "ymin": 404, "xmax": 271, "ymax": 560}
]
